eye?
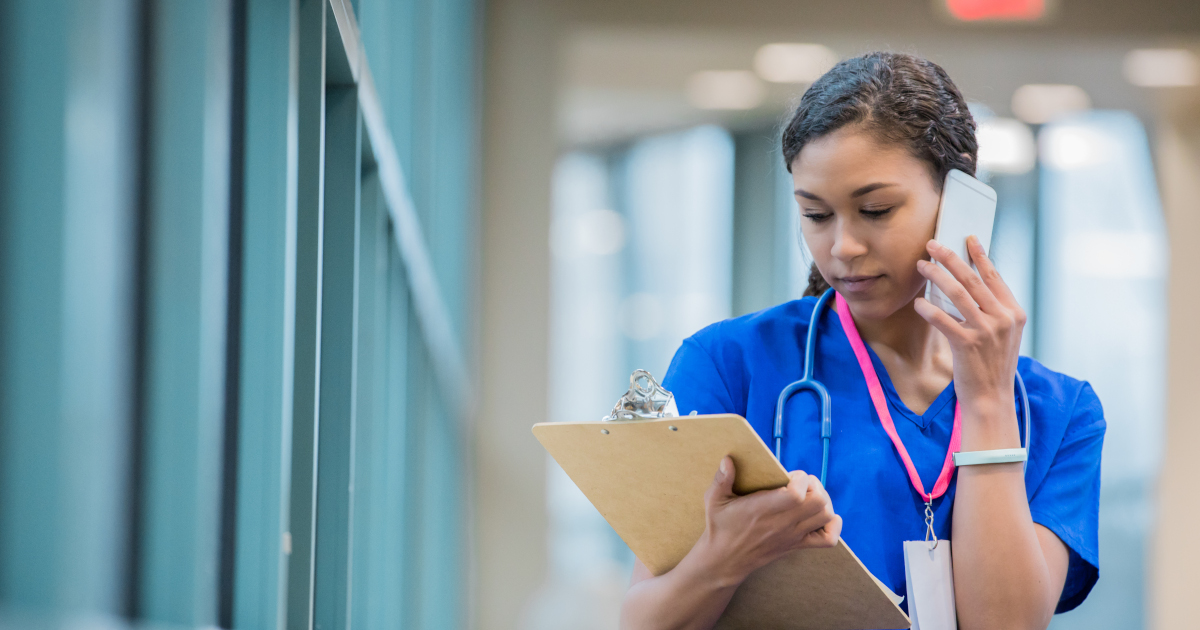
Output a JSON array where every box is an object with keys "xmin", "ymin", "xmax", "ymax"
[
  {"xmin": 860, "ymin": 206, "xmax": 894, "ymax": 219},
  {"xmin": 801, "ymin": 211, "xmax": 833, "ymax": 223}
]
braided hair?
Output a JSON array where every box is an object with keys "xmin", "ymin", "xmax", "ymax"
[{"xmin": 781, "ymin": 52, "xmax": 978, "ymax": 297}]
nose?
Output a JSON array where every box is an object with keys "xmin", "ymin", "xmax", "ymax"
[{"xmin": 830, "ymin": 218, "xmax": 868, "ymax": 262}]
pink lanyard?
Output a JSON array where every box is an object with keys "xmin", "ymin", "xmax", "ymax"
[{"xmin": 834, "ymin": 292, "xmax": 961, "ymax": 505}]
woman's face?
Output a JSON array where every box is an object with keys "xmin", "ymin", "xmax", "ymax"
[{"xmin": 791, "ymin": 126, "xmax": 942, "ymax": 321}]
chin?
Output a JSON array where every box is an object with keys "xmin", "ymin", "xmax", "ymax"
[
  {"xmin": 839, "ymin": 294, "xmax": 893, "ymax": 320},
  {"xmin": 836, "ymin": 282, "xmax": 916, "ymax": 321}
]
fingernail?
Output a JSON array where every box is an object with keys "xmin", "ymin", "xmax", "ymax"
[{"xmin": 720, "ymin": 459, "xmax": 728, "ymax": 476}]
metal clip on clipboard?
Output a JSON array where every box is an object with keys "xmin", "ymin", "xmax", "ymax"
[{"xmin": 604, "ymin": 369, "xmax": 680, "ymax": 421}]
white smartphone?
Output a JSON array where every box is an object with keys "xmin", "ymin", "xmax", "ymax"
[{"xmin": 924, "ymin": 169, "xmax": 997, "ymax": 321}]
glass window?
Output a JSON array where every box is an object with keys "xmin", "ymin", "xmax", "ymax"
[{"xmin": 534, "ymin": 126, "xmax": 735, "ymax": 627}]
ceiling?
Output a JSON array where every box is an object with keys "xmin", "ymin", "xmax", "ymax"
[{"xmin": 552, "ymin": 0, "xmax": 1200, "ymax": 147}]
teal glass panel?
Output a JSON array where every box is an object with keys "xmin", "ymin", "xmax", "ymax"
[
  {"xmin": 402, "ymin": 336, "xmax": 462, "ymax": 629},
  {"xmin": 0, "ymin": 0, "xmax": 139, "ymax": 619},
  {"xmin": 138, "ymin": 0, "xmax": 232, "ymax": 624},
  {"xmin": 416, "ymin": 392, "xmax": 463, "ymax": 630},
  {"xmin": 357, "ymin": 0, "xmax": 477, "ymax": 341}
]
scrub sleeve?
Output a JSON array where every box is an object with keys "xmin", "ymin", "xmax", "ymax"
[{"xmin": 1025, "ymin": 380, "xmax": 1104, "ymax": 612}]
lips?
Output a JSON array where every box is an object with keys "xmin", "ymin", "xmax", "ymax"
[{"xmin": 837, "ymin": 274, "xmax": 883, "ymax": 292}]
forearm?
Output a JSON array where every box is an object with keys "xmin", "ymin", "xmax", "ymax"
[
  {"xmin": 952, "ymin": 404, "xmax": 1056, "ymax": 630},
  {"xmin": 620, "ymin": 535, "xmax": 745, "ymax": 630}
]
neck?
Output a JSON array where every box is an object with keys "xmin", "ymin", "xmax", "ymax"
[
  {"xmin": 835, "ymin": 293, "xmax": 955, "ymax": 415},
  {"xmin": 848, "ymin": 296, "xmax": 947, "ymax": 366}
]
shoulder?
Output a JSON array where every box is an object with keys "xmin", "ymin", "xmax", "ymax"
[
  {"xmin": 664, "ymin": 297, "xmax": 817, "ymax": 414},
  {"xmin": 1018, "ymin": 357, "xmax": 1106, "ymax": 448}
]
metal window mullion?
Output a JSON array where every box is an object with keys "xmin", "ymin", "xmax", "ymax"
[
  {"xmin": 284, "ymin": 0, "xmax": 328, "ymax": 624},
  {"xmin": 311, "ymin": 84, "xmax": 361, "ymax": 630},
  {"xmin": 233, "ymin": 0, "xmax": 301, "ymax": 628},
  {"xmin": 348, "ymin": 170, "xmax": 390, "ymax": 629},
  {"xmin": 285, "ymin": 0, "xmax": 328, "ymax": 628},
  {"xmin": 385, "ymin": 238, "xmax": 414, "ymax": 630}
]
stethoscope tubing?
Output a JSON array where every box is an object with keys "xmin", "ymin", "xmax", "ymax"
[
  {"xmin": 774, "ymin": 288, "xmax": 1031, "ymax": 488},
  {"xmin": 774, "ymin": 288, "xmax": 836, "ymax": 484}
]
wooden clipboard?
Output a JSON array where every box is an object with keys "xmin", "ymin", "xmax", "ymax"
[{"xmin": 533, "ymin": 414, "xmax": 910, "ymax": 630}]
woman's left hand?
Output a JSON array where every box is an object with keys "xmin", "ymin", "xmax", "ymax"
[{"xmin": 914, "ymin": 236, "xmax": 1026, "ymax": 425}]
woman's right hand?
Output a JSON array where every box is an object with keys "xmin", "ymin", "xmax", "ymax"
[
  {"xmin": 620, "ymin": 456, "xmax": 841, "ymax": 630},
  {"xmin": 696, "ymin": 456, "xmax": 842, "ymax": 584}
]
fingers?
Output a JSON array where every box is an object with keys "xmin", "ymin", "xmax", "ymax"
[
  {"xmin": 804, "ymin": 514, "xmax": 842, "ymax": 549},
  {"xmin": 928, "ymin": 239, "xmax": 990, "ymax": 307},
  {"xmin": 792, "ymin": 500, "xmax": 835, "ymax": 538},
  {"xmin": 919, "ymin": 238, "xmax": 1028, "ymax": 344},
  {"xmin": 966, "ymin": 236, "xmax": 1023, "ymax": 313},
  {"xmin": 749, "ymin": 470, "xmax": 808, "ymax": 516},
  {"xmin": 787, "ymin": 470, "xmax": 811, "ymax": 500},
  {"xmin": 913, "ymin": 295, "xmax": 967, "ymax": 341},
  {"xmin": 789, "ymin": 475, "xmax": 833, "ymax": 529},
  {"xmin": 790, "ymin": 477, "xmax": 840, "ymax": 548},
  {"xmin": 917, "ymin": 255, "xmax": 982, "ymax": 330},
  {"xmin": 924, "ymin": 239, "xmax": 1002, "ymax": 317},
  {"xmin": 917, "ymin": 259, "xmax": 979, "ymax": 325},
  {"xmin": 796, "ymin": 498, "xmax": 835, "ymax": 528},
  {"xmin": 751, "ymin": 470, "xmax": 820, "ymax": 516},
  {"xmin": 803, "ymin": 474, "xmax": 832, "ymax": 519},
  {"xmin": 704, "ymin": 456, "xmax": 737, "ymax": 506},
  {"xmin": 825, "ymin": 514, "xmax": 843, "ymax": 543}
]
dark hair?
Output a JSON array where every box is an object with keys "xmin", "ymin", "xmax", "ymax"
[{"xmin": 781, "ymin": 52, "xmax": 978, "ymax": 297}]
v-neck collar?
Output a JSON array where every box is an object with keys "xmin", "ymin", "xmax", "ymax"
[
  {"xmin": 862, "ymin": 342, "xmax": 956, "ymax": 430},
  {"xmin": 824, "ymin": 302, "xmax": 957, "ymax": 430}
]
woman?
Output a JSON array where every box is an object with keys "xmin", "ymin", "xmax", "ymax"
[{"xmin": 620, "ymin": 52, "xmax": 1103, "ymax": 630}]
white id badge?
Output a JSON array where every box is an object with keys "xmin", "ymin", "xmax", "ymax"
[{"xmin": 903, "ymin": 540, "xmax": 958, "ymax": 630}]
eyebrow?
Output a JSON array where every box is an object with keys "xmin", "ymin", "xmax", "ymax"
[
  {"xmin": 850, "ymin": 182, "xmax": 898, "ymax": 197},
  {"xmin": 794, "ymin": 182, "xmax": 899, "ymax": 201}
]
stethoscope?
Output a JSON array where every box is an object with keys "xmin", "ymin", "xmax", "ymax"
[{"xmin": 773, "ymin": 288, "xmax": 1031, "ymax": 486}]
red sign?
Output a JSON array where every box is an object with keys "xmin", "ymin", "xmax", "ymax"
[{"xmin": 945, "ymin": 0, "xmax": 1045, "ymax": 21}]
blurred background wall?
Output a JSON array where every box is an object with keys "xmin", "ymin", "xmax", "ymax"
[{"xmin": 0, "ymin": 1, "xmax": 1198, "ymax": 630}]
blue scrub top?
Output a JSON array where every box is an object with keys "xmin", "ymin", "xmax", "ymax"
[{"xmin": 663, "ymin": 296, "xmax": 1104, "ymax": 615}]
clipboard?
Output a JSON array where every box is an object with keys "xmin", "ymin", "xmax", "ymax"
[{"xmin": 532, "ymin": 412, "xmax": 910, "ymax": 630}]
